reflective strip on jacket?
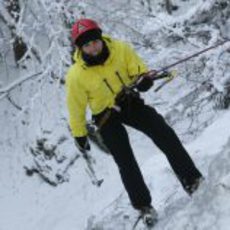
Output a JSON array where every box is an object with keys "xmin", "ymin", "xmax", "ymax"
[{"xmin": 65, "ymin": 36, "xmax": 148, "ymax": 137}]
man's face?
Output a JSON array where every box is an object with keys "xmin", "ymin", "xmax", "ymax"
[{"xmin": 81, "ymin": 39, "xmax": 103, "ymax": 56}]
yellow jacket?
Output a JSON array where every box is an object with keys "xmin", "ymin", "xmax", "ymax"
[{"xmin": 65, "ymin": 36, "xmax": 148, "ymax": 137}]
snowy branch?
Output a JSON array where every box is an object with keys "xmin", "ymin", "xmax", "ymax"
[
  {"xmin": 6, "ymin": 94, "xmax": 22, "ymax": 110},
  {"xmin": 0, "ymin": 71, "xmax": 42, "ymax": 100}
]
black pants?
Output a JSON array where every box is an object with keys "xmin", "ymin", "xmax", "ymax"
[{"xmin": 93, "ymin": 97, "xmax": 202, "ymax": 209}]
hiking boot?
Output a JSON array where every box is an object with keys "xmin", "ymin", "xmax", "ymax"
[
  {"xmin": 184, "ymin": 176, "xmax": 205, "ymax": 195},
  {"xmin": 139, "ymin": 205, "xmax": 158, "ymax": 227}
]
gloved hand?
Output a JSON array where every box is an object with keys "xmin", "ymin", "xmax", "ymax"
[
  {"xmin": 135, "ymin": 75, "xmax": 153, "ymax": 92},
  {"xmin": 74, "ymin": 136, "xmax": 90, "ymax": 153}
]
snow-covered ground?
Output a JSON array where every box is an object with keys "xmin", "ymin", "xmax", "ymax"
[
  {"xmin": 0, "ymin": 0, "xmax": 230, "ymax": 229},
  {"xmin": 1, "ymin": 100, "xmax": 230, "ymax": 230}
]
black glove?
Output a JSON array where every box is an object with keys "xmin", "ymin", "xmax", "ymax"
[
  {"xmin": 135, "ymin": 76, "xmax": 153, "ymax": 92},
  {"xmin": 74, "ymin": 136, "xmax": 90, "ymax": 153}
]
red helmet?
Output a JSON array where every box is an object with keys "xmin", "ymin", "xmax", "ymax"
[{"xmin": 71, "ymin": 18, "xmax": 101, "ymax": 44}]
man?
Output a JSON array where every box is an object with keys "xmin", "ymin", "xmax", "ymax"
[{"xmin": 65, "ymin": 18, "xmax": 203, "ymax": 226}]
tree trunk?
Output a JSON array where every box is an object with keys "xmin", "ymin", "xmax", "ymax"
[
  {"xmin": 4, "ymin": 0, "xmax": 28, "ymax": 65},
  {"xmin": 165, "ymin": 0, "xmax": 173, "ymax": 15}
]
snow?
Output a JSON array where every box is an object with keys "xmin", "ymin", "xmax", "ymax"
[
  {"xmin": 1, "ymin": 0, "xmax": 230, "ymax": 230},
  {"xmin": 188, "ymin": 110, "xmax": 230, "ymax": 155}
]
